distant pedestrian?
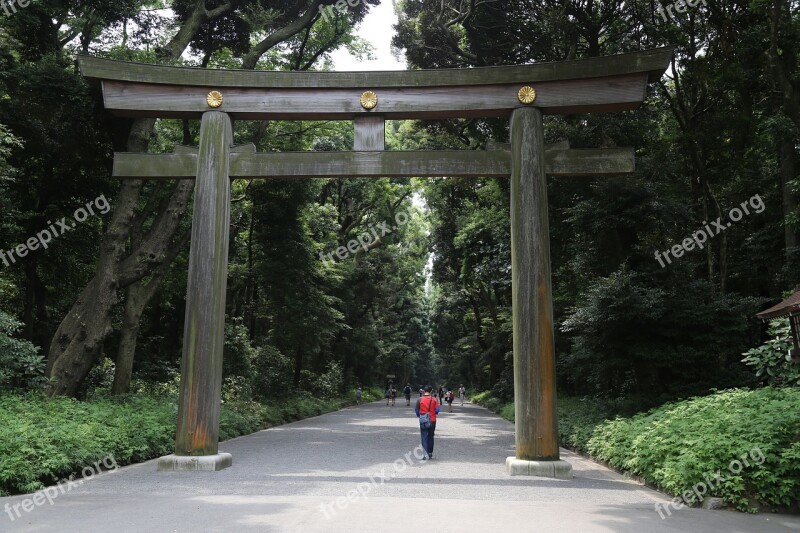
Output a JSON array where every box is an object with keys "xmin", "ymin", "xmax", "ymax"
[
  {"xmin": 390, "ymin": 387, "xmax": 397, "ymax": 406},
  {"xmin": 458, "ymin": 384, "xmax": 466, "ymax": 406},
  {"xmin": 446, "ymin": 389, "xmax": 454, "ymax": 412},
  {"xmin": 404, "ymin": 384, "xmax": 412, "ymax": 406},
  {"xmin": 385, "ymin": 387, "xmax": 391, "ymax": 405},
  {"xmin": 438, "ymin": 386, "xmax": 444, "ymax": 405},
  {"xmin": 415, "ymin": 385, "xmax": 440, "ymax": 460},
  {"xmin": 419, "ymin": 388, "xmax": 424, "ymax": 397},
  {"xmin": 356, "ymin": 387, "xmax": 362, "ymax": 405}
]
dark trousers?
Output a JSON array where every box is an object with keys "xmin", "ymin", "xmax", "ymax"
[{"xmin": 420, "ymin": 421, "xmax": 436, "ymax": 457}]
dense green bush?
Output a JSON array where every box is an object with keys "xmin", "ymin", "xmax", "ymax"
[
  {"xmin": 561, "ymin": 272, "xmax": 760, "ymax": 399},
  {"xmin": 557, "ymin": 397, "xmax": 617, "ymax": 451},
  {"xmin": 0, "ymin": 386, "xmax": 382, "ymax": 496},
  {"xmin": 586, "ymin": 388, "xmax": 800, "ymax": 511},
  {"xmin": 472, "ymin": 388, "xmax": 800, "ymax": 512},
  {"xmin": 0, "ymin": 311, "xmax": 48, "ymax": 391},
  {"xmin": 742, "ymin": 319, "xmax": 800, "ymax": 387},
  {"xmin": 250, "ymin": 344, "xmax": 294, "ymax": 399},
  {"xmin": 299, "ymin": 361, "xmax": 345, "ymax": 400},
  {"xmin": 0, "ymin": 394, "xmax": 175, "ymax": 495}
]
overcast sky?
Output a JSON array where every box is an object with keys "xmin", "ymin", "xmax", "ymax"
[{"xmin": 330, "ymin": 1, "xmax": 407, "ymax": 71}]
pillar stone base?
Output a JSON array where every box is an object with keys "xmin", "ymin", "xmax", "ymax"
[
  {"xmin": 157, "ymin": 453, "xmax": 232, "ymax": 472},
  {"xmin": 506, "ymin": 457, "xmax": 573, "ymax": 479}
]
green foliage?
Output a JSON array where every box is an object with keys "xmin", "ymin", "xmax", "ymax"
[
  {"xmin": 0, "ymin": 386, "xmax": 373, "ymax": 496},
  {"xmin": 250, "ymin": 345, "xmax": 294, "ymax": 400},
  {"xmin": 84, "ymin": 357, "xmax": 116, "ymax": 398},
  {"xmin": 0, "ymin": 311, "xmax": 48, "ymax": 390},
  {"xmin": 742, "ymin": 319, "xmax": 800, "ymax": 387},
  {"xmin": 586, "ymin": 388, "xmax": 800, "ymax": 511},
  {"xmin": 557, "ymin": 397, "xmax": 617, "ymax": 452},
  {"xmin": 299, "ymin": 361, "xmax": 344, "ymax": 400},
  {"xmin": 472, "ymin": 388, "xmax": 800, "ymax": 512},
  {"xmin": 0, "ymin": 393, "xmax": 175, "ymax": 495},
  {"xmin": 0, "ymin": 121, "xmax": 22, "ymax": 181},
  {"xmin": 561, "ymin": 270, "xmax": 761, "ymax": 399},
  {"xmin": 223, "ymin": 319, "xmax": 256, "ymax": 381}
]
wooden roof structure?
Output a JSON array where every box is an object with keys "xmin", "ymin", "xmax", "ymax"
[{"xmin": 757, "ymin": 289, "xmax": 800, "ymax": 321}]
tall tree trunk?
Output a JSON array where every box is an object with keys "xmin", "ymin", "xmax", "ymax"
[
  {"xmin": 45, "ymin": 1, "xmax": 233, "ymax": 396},
  {"xmin": 112, "ymin": 229, "xmax": 190, "ymax": 394},
  {"xmin": 47, "ymin": 0, "xmax": 336, "ymax": 396},
  {"xmin": 780, "ymin": 137, "xmax": 798, "ymax": 255},
  {"xmin": 46, "ymin": 117, "xmax": 154, "ymax": 393},
  {"xmin": 112, "ymin": 279, "xmax": 151, "ymax": 395}
]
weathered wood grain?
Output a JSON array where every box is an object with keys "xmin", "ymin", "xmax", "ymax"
[
  {"xmin": 547, "ymin": 147, "xmax": 635, "ymax": 175},
  {"xmin": 510, "ymin": 106, "xmax": 560, "ymax": 461},
  {"xmin": 99, "ymin": 74, "xmax": 648, "ymax": 119},
  {"xmin": 175, "ymin": 111, "xmax": 232, "ymax": 457},
  {"xmin": 114, "ymin": 153, "xmax": 198, "ymax": 178},
  {"xmin": 354, "ymin": 116, "xmax": 385, "ymax": 151},
  {"xmin": 229, "ymin": 151, "xmax": 511, "ymax": 178},
  {"xmin": 113, "ymin": 148, "xmax": 635, "ymax": 179},
  {"xmin": 78, "ymin": 47, "xmax": 673, "ymax": 88}
]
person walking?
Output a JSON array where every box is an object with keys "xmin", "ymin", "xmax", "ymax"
[
  {"xmin": 385, "ymin": 387, "xmax": 391, "ymax": 406},
  {"xmin": 356, "ymin": 387, "xmax": 362, "ymax": 405},
  {"xmin": 415, "ymin": 386, "xmax": 440, "ymax": 460},
  {"xmin": 458, "ymin": 384, "xmax": 466, "ymax": 406},
  {"xmin": 390, "ymin": 386, "xmax": 397, "ymax": 406},
  {"xmin": 404, "ymin": 383, "xmax": 412, "ymax": 406},
  {"xmin": 446, "ymin": 389, "xmax": 454, "ymax": 412}
]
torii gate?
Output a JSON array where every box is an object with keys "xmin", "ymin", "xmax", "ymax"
[{"xmin": 79, "ymin": 48, "xmax": 671, "ymax": 477}]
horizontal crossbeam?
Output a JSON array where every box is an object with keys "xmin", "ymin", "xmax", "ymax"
[
  {"xmin": 80, "ymin": 48, "xmax": 672, "ymax": 89},
  {"xmin": 98, "ymin": 75, "xmax": 648, "ymax": 120},
  {"xmin": 78, "ymin": 48, "xmax": 672, "ymax": 120},
  {"xmin": 112, "ymin": 148, "xmax": 634, "ymax": 179}
]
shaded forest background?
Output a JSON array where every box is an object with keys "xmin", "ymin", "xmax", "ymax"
[{"xmin": 0, "ymin": 0, "xmax": 798, "ymax": 407}]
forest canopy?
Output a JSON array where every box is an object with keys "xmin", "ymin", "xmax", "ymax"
[{"xmin": 0, "ymin": 0, "xmax": 797, "ymax": 407}]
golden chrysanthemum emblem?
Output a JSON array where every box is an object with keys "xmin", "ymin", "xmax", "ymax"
[
  {"xmin": 360, "ymin": 91, "xmax": 378, "ymax": 110},
  {"xmin": 518, "ymin": 86, "xmax": 537, "ymax": 105},
  {"xmin": 207, "ymin": 90, "xmax": 224, "ymax": 108}
]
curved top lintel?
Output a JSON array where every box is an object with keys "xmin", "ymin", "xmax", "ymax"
[{"xmin": 78, "ymin": 47, "xmax": 673, "ymax": 89}]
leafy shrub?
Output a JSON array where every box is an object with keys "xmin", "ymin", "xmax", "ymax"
[
  {"xmin": 0, "ymin": 384, "xmax": 373, "ymax": 496},
  {"xmin": 499, "ymin": 403, "xmax": 515, "ymax": 421},
  {"xmin": 557, "ymin": 397, "xmax": 616, "ymax": 451},
  {"xmin": 0, "ymin": 393, "xmax": 175, "ymax": 495},
  {"xmin": 223, "ymin": 320, "xmax": 255, "ymax": 380},
  {"xmin": 470, "ymin": 391, "xmax": 493, "ymax": 405},
  {"xmin": 222, "ymin": 375, "xmax": 253, "ymax": 403},
  {"xmin": 83, "ymin": 357, "xmax": 116, "ymax": 398},
  {"xmin": 300, "ymin": 361, "xmax": 344, "ymax": 400},
  {"xmin": 0, "ymin": 311, "xmax": 48, "ymax": 391},
  {"xmin": 561, "ymin": 272, "xmax": 760, "ymax": 398},
  {"xmin": 742, "ymin": 319, "xmax": 800, "ymax": 387},
  {"xmin": 471, "ymin": 388, "xmax": 799, "ymax": 512},
  {"xmin": 251, "ymin": 344, "xmax": 293, "ymax": 399},
  {"xmin": 586, "ymin": 388, "xmax": 800, "ymax": 511}
]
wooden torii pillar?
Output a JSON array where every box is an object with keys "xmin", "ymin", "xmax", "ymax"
[{"xmin": 79, "ymin": 48, "xmax": 671, "ymax": 476}]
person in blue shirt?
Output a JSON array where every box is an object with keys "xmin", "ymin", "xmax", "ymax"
[{"xmin": 415, "ymin": 385, "xmax": 441, "ymax": 460}]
